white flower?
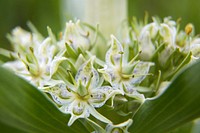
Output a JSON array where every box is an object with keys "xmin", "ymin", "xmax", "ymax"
[
  {"xmin": 63, "ymin": 20, "xmax": 90, "ymax": 51},
  {"xmin": 44, "ymin": 58, "xmax": 121, "ymax": 126},
  {"xmin": 99, "ymin": 35, "xmax": 153, "ymax": 99},
  {"xmin": 140, "ymin": 17, "xmax": 177, "ymax": 46},
  {"xmin": 4, "ymin": 36, "xmax": 60, "ymax": 87},
  {"xmin": 7, "ymin": 27, "xmax": 43, "ymax": 53},
  {"xmin": 139, "ymin": 31, "xmax": 155, "ymax": 60},
  {"xmin": 139, "ymin": 17, "xmax": 177, "ymax": 61}
]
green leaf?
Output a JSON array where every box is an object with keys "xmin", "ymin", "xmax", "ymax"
[
  {"xmin": 0, "ymin": 66, "xmax": 89, "ymax": 133},
  {"xmin": 65, "ymin": 43, "xmax": 78, "ymax": 59},
  {"xmin": 170, "ymin": 119, "xmax": 200, "ymax": 133},
  {"xmin": 0, "ymin": 122, "xmax": 25, "ymax": 133},
  {"xmin": 192, "ymin": 119, "xmax": 200, "ymax": 133},
  {"xmin": 169, "ymin": 121, "xmax": 194, "ymax": 133},
  {"xmin": 130, "ymin": 60, "xmax": 200, "ymax": 133},
  {"xmin": 0, "ymin": 48, "xmax": 13, "ymax": 62}
]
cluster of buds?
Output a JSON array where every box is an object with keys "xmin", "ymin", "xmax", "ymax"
[{"xmin": 1, "ymin": 16, "xmax": 200, "ymax": 132}]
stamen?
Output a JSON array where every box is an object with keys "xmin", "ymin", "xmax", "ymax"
[
  {"xmin": 17, "ymin": 53, "xmax": 31, "ymax": 72},
  {"xmin": 17, "ymin": 52, "xmax": 21, "ymax": 58},
  {"xmin": 154, "ymin": 70, "xmax": 161, "ymax": 93},
  {"xmin": 59, "ymin": 32, "xmax": 63, "ymax": 40},
  {"xmin": 185, "ymin": 23, "xmax": 193, "ymax": 35},
  {"xmin": 119, "ymin": 51, "xmax": 124, "ymax": 72},
  {"xmin": 29, "ymin": 47, "xmax": 39, "ymax": 68},
  {"xmin": 86, "ymin": 72, "xmax": 93, "ymax": 90},
  {"xmin": 67, "ymin": 70, "xmax": 77, "ymax": 86},
  {"xmin": 129, "ymin": 50, "xmax": 142, "ymax": 64},
  {"xmin": 77, "ymin": 80, "xmax": 88, "ymax": 97},
  {"xmin": 68, "ymin": 40, "xmax": 73, "ymax": 44},
  {"xmin": 86, "ymin": 31, "xmax": 90, "ymax": 37},
  {"xmin": 133, "ymin": 73, "xmax": 153, "ymax": 77}
]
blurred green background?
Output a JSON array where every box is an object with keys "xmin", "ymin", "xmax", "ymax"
[{"xmin": 0, "ymin": 0, "xmax": 200, "ymax": 49}]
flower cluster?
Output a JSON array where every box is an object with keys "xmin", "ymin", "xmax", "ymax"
[{"xmin": 1, "ymin": 16, "xmax": 200, "ymax": 132}]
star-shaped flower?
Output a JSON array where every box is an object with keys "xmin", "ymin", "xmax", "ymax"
[
  {"xmin": 7, "ymin": 26, "xmax": 43, "ymax": 53},
  {"xmin": 4, "ymin": 32, "xmax": 62, "ymax": 87},
  {"xmin": 99, "ymin": 35, "xmax": 153, "ymax": 99},
  {"xmin": 138, "ymin": 17, "xmax": 177, "ymax": 61},
  {"xmin": 140, "ymin": 17, "xmax": 177, "ymax": 47},
  {"xmin": 63, "ymin": 20, "xmax": 91, "ymax": 51},
  {"xmin": 44, "ymin": 57, "xmax": 121, "ymax": 126}
]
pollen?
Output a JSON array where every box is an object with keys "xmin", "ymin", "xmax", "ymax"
[{"xmin": 185, "ymin": 23, "xmax": 193, "ymax": 35}]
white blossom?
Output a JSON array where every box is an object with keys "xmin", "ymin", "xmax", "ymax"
[
  {"xmin": 44, "ymin": 58, "xmax": 121, "ymax": 126},
  {"xmin": 99, "ymin": 35, "xmax": 153, "ymax": 99}
]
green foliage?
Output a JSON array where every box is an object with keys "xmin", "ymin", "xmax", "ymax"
[
  {"xmin": 129, "ymin": 61, "xmax": 200, "ymax": 133},
  {"xmin": 0, "ymin": 66, "xmax": 89, "ymax": 133},
  {"xmin": 128, "ymin": 0, "xmax": 200, "ymax": 34}
]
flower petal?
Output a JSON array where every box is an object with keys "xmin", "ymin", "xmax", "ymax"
[
  {"xmin": 98, "ymin": 65, "xmax": 113, "ymax": 84},
  {"xmin": 139, "ymin": 31, "xmax": 155, "ymax": 60},
  {"xmin": 190, "ymin": 43, "xmax": 200, "ymax": 58},
  {"xmin": 66, "ymin": 101, "xmax": 90, "ymax": 126},
  {"xmin": 43, "ymin": 83, "xmax": 74, "ymax": 105},
  {"xmin": 88, "ymin": 105, "xmax": 112, "ymax": 124},
  {"xmin": 75, "ymin": 57, "xmax": 99, "ymax": 88},
  {"xmin": 130, "ymin": 62, "xmax": 154, "ymax": 85},
  {"xmin": 63, "ymin": 20, "xmax": 90, "ymax": 51},
  {"xmin": 90, "ymin": 86, "xmax": 122, "ymax": 108},
  {"xmin": 50, "ymin": 53, "xmax": 67, "ymax": 77},
  {"xmin": 106, "ymin": 119, "xmax": 133, "ymax": 133},
  {"xmin": 106, "ymin": 35, "xmax": 123, "ymax": 67}
]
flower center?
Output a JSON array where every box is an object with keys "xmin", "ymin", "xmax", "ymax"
[{"xmin": 75, "ymin": 93, "xmax": 90, "ymax": 101}]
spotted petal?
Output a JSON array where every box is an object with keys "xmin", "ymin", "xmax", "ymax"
[
  {"xmin": 130, "ymin": 62, "xmax": 154, "ymax": 85},
  {"xmin": 66, "ymin": 101, "xmax": 90, "ymax": 126},
  {"xmin": 89, "ymin": 86, "xmax": 121, "ymax": 108},
  {"xmin": 106, "ymin": 35, "xmax": 123, "ymax": 67},
  {"xmin": 98, "ymin": 65, "xmax": 114, "ymax": 84},
  {"xmin": 75, "ymin": 57, "xmax": 99, "ymax": 88},
  {"xmin": 43, "ymin": 83, "xmax": 74, "ymax": 105}
]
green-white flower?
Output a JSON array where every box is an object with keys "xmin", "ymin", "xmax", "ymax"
[
  {"xmin": 7, "ymin": 26, "xmax": 42, "ymax": 53},
  {"xmin": 63, "ymin": 20, "xmax": 91, "ymax": 51},
  {"xmin": 44, "ymin": 58, "xmax": 121, "ymax": 126},
  {"xmin": 140, "ymin": 17, "xmax": 176, "ymax": 46},
  {"xmin": 99, "ymin": 35, "xmax": 153, "ymax": 99},
  {"xmin": 4, "ymin": 27, "xmax": 63, "ymax": 87},
  {"xmin": 138, "ymin": 17, "xmax": 177, "ymax": 61},
  {"xmin": 5, "ymin": 37, "xmax": 57, "ymax": 86}
]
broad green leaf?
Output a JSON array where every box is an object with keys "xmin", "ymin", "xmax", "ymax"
[
  {"xmin": 0, "ymin": 66, "xmax": 89, "ymax": 133},
  {"xmin": 191, "ymin": 119, "xmax": 200, "ymax": 133},
  {"xmin": 169, "ymin": 121, "xmax": 194, "ymax": 133},
  {"xmin": 0, "ymin": 122, "xmax": 25, "ymax": 133},
  {"xmin": 170, "ymin": 119, "xmax": 200, "ymax": 133},
  {"xmin": 130, "ymin": 60, "xmax": 200, "ymax": 133},
  {"xmin": 0, "ymin": 48, "xmax": 13, "ymax": 62}
]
